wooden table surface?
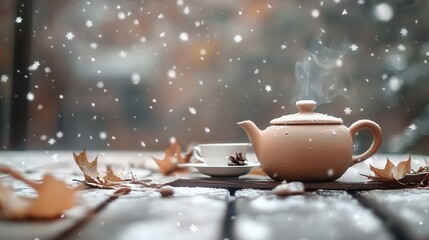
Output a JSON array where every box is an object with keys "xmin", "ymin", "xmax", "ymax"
[{"xmin": 0, "ymin": 151, "xmax": 428, "ymax": 240}]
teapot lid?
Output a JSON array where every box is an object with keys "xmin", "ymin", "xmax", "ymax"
[{"xmin": 270, "ymin": 100, "xmax": 343, "ymax": 125}]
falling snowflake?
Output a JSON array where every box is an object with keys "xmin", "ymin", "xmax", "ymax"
[
  {"xmin": 1, "ymin": 75, "xmax": 8, "ymax": 83},
  {"xmin": 188, "ymin": 107, "xmax": 197, "ymax": 115},
  {"xmin": 373, "ymin": 3, "xmax": 394, "ymax": 22},
  {"xmin": 90, "ymin": 42, "xmax": 97, "ymax": 49},
  {"xmin": 179, "ymin": 32, "xmax": 189, "ymax": 41},
  {"xmin": 65, "ymin": 32, "xmax": 75, "ymax": 40},
  {"xmin": 131, "ymin": 73, "xmax": 141, "ymax": 84},
  {"xmin": 233, "ymin": 35, "xmax": 242, "ymax": 43},
  {"xmin": 183, "ymin": 6, "xmax": 190, "ymax": 14},
  {"xmin": 168, "ymin": 68, "xmax": 177, "ymax": 78},
  {"xmin": 52, "ymin": 153, "xmax": 58, "ymax": 162},
  {"xmin": 397, "ymin": 44, "xmax": 406, "ymax": 51},
  {"xmin": 99, "ymin": 132, "xmax": 107, "ymax": 140},
  {"xmin": 311, "ymin": 9, "xmax": 320, "ymax": 18},
  {"xmin": 349, "ymin": 44, "xmax": 359, "ymax": 51},
  {"xmin": 160, "ymin": 32, "xmax": 165, "ymax": 38},
  {"xmin": 204, "ymin": 127, "xmax": 210, "ymax": 133},
  {"xmin": 15, "ymin": 17, "xmax": 22, "ymax": 24},
  {"xmin": 48, "ymin": 138, "xmax": 56, "ymax": 145},
  {"xmin": 86, "ymin": 20, "xmax": 93, "ymax": 27},
  {"xmin": 409, "ymin": 124, "xmax": 417, "ymax": 130},
  {"xmin": 56, "ymin": 131, "xmax": 64, "ymax": 138},
  {"xmin": 199, "ymin": 49, "xmax": 207, "ymax": 55},
  {"xmin": 141, "ymin": 141, "xmax": 146, "ymax": 147},
  {"xmin": 189, "ymin": 224, "xmax": 198, "ymax": 233},
  {"xmin": 265, "ymin": 85, "xmax": 272, "ymax": 92},
  {"xmin": 117, "ymin": 12, "xmax": 126, "ymax": 20},
  {"xmin": 44, "ymin": 67, "xmax": 51, "ymax": 73},
  {"xmin": 400, "ymin": 28, "xmax": 408, "ymax": 37},
  {"xmin": 342, "ymin": 9, "xmax": 347, "ymax": 15},
  {"xmin": 27, "ymin": 92, "xmax": 35, "ymax": 101},
  {"xmin": 28, "ymin": 61, "xmax": 40, "ymax": 71},
  {"xmin": 119, "ymin": 50, "xmax": 127, "ymax": 58},
  {"xmin": 344, "ymin": 107, "xmax": 352, "ymax": 115},
  {"xmin": 388, "ymin": 76, "xmax": 402, "ymax": 92}
]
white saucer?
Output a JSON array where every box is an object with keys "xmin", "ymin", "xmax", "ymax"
[{"xmin": 177, "ymin": 162, "xmax": 260, "ymax": 177}]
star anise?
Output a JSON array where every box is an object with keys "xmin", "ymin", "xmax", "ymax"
[{"xmin": 228, "ymin": 152, "xmax": 247, "ymax": 166}]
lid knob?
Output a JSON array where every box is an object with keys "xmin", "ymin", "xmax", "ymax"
[
  {"xmin": 296, "ymin": 100, "xmax": 317, "ymax": 113},
  {"xmin": 270, "ymin": 99, "xmax": 342, "ymax": 125}
]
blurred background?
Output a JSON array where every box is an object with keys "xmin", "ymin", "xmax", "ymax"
[{"xmin": 1, "ymin": 0, "xmax": 428, "ymax": 154}]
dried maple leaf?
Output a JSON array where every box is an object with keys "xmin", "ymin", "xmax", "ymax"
[
  {"xmin": 0, "ymin": 165, "xmax": 76, "ymax": 220},
  {"xmin": 73, "ymin": 149, "xmax": 124, "ymax": 188},
  {"xmin": 73, "ymin": 149, "xmax": 101, "ymax": 183},
  {"xmin": 361, "ymin": 155, "xmax": 411, "ymax": 181},
  {"xmin": 152, "ymin": 138, "xmax": 192, "ymax": 175},
  {"xmin": 104, "ymin": 165, "xmax": 123, "ymax": 182}
]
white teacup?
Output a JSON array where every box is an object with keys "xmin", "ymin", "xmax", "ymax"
[{"xmin": 193, "ymin": 143, "xmax": 252, "ymax": 166}]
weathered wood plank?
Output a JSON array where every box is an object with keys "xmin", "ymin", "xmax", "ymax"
[
  {"xmin": 360, "ymin": 189, "xmax": 429, "ymax": 240},
  {"xmin": 170, "ymin": 177, "xmax": 412, "ymax": 190},
  {"xmin": 0, "ymin": 190, "xmax": 112, "ymax": 240},
  {"xmin": 61, "ymin": 187, "xmax": 229, "ymax": 240},
  {"xmin": 1, "ymin": 152, "xmax": 427, "ymax": 240},
  {"xmin": 233, "ymin": 189, "xmax": 394, "ymax": 240}
]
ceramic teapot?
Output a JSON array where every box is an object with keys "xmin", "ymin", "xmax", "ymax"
[{"xmin": 238, "ymin": 100, "xmax": 382, "ymax": 182}]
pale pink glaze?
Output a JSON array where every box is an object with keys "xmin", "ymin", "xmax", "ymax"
[{"xmin": 238, "ymin": 100, "xmax": 382, "ymax": 182}]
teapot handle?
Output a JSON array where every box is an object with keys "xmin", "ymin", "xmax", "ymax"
[{"xmin": 348, "ymin": 120, "xmax": 382, "ymax": 165}]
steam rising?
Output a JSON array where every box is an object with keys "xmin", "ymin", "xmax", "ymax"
[{"xmin": 294, "ymin": 38, "xmax": 349, "ymax": 104}]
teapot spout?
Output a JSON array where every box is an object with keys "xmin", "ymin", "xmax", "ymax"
[{"xmin": 237, "ymin": 120, "xmax": 262, "ymax": 160}]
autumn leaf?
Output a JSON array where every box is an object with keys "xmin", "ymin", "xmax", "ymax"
[
  {"xmin": 248, "ymin": 167, "xmax": 267, "ymax": 176},
  {"xmin": 73, "ymin": 149, "xmax": 170, "ymax": 189},
  {"xmin": 73, "ymin": 149, "xmax": 125, "ymax": 188},
  {"xmin": 104, "ymin": 165, "xmax": 123, "ymax": 182},
  {"xmin": 152, "ymin": 138, "xmax": 192, "ymax": 175},
  {"xmin": 73, "ymin": 149, "xmax": 101, "ymax": 183},
  {"xmin": 0, "ymin": 165, "xmax": 76, "ymax": 220},
  {"xmin": 361, "ymin": 156, "xmax": 411, "ymax": 181}
]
